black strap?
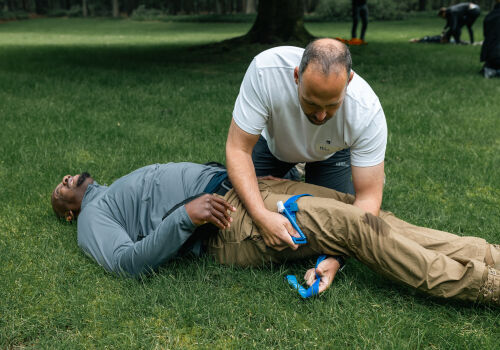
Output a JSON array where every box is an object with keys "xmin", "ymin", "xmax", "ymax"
[
  {"xmin": 203, "ymin": 161, "xmax": 226, "ymax": 169},
  {"xmin": 214, "ymin": 178, "xmax": 233, "ymax": 196},
  {"xmin": 162, "ymin": 193, "xmax": 206, "ymax": 221},
  {"xmin": 162, "ymin": 161, "xmax": 228, "ymax": 221}
]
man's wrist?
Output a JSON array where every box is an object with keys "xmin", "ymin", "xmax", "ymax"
[
  {"xmin": 331, "ymin": 255, "xmax": 346, "ymax": 271},
  {"xmin": 251, "ymin": 207, "xmax": 272, "ymax": 224}
]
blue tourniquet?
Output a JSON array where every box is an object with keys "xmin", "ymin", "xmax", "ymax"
[
  {"xmin": 277, "ymin": 194, "xmax": 312, "ymax": 244},
  {"xmin": 286, "ymin": 255, "xmax": 327, "ymax": 298}
]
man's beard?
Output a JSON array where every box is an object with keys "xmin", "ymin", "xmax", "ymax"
[
  {"xmin": 305, "ymin": 113, "xmax": 332, "ymax": 125},
  {"xmin": 77, "ymin": 172, "xmax": 91, "ymax": 187}
]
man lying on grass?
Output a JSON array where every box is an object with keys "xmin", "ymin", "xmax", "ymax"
[{"xmin": 51, "ymin": 162, "xmax": 499, "ymax": 306}]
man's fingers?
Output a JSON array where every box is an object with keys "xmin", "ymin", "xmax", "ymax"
[
  {"xmin": 274, "ymin": 216, "xmax": 298, "ymax": 250},
  {"xmin": 209, "ymin": 207, "xmax": 230, "ymax": 228},
  {"xmin": 210, "ymin": 198, "xmax": 235, "ymax": 225},
  {"xmin": 262, "ymin": 234, "xmax": 288, "ymax": 251},
  {"xmin": 318, "ymin": 273, "xmax": 335, "ymax": 293},
  {"xmin": 280, "ymin": 231, "xmax": 298, "ymax": 250},
  {"xmin": 304, "ymin": 268, "xmax": 316, "ymax": 286},
  {"xmin": 212, "ymin": 218, "xmax": 225, "ymax": 230},
  {"xmin": 318, "ymin": 281, "xmax": 330, "ymax": 294},
  {"xmin": 258, "ymin": 211, "xmax": 299, "ymax": 251},
  {"xmin": 212, "ymin": 196, "xmax": 236, "ymax": 212},
  {"xmin": 262, "ymin": 234, "xmax": 282, "ymax": 249},
  {"xmin": 210, "ymin": 201, "xmax": 233, "ymax": 222},
  {"xmin": 206, "ymin": 213, "xmax": 226, "ymax": 230},
  {"xmin": 200, "ymin": 201, "xmax": 229, "ymax": 229},
  {"xmin": 283, "ymin": 220, "xmax": 300, "ymax": 239}
]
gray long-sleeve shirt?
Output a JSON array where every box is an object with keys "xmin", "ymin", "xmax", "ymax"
[{"xmin": 77, "ymin": 163, "xmax": 223, "ymax": 277}]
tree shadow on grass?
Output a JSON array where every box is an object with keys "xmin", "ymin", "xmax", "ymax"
[{"xmin": 1, "ymin": 40, "xmax": 482, "ymax": 80}]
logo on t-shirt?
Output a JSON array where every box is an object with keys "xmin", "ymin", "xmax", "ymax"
[{"xmin": 315, "ymin": 140, "xmax": 343, "ymax": 154}]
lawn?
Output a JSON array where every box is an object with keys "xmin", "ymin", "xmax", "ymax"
[{"xmin": 0, "ymin": 16, "xmax": 499, "ymax": 349}]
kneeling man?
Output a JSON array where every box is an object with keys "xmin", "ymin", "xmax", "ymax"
[{"xmin": 51, "ymin": 162, "xmax": 499, "ymax": 306}]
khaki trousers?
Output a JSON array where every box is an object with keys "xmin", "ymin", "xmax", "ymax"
[{"xmin": 206, "ymin": 180, "xmax": 497, "ymax": 303}]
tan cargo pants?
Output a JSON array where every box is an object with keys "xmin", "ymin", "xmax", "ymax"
[{"xmin": 206, "ymin": 180, "xmax": 499, "ymax": 304}]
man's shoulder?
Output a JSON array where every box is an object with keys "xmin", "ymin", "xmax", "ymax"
[
  {"xmin": 254, "ymin": 46, "xmax": 303, "ymax": 70},
  {"xmin": 78, "ymin": 200, "xmax": 107, "ymax": 226},
  {"xmin": 345, "ymin": 72, "xmax": 381, "ymax": 110},
  {"xmin": 450, "ymin": 2, "xmax": 471, "ymax": 13}
]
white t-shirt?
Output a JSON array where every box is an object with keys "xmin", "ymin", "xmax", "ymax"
[{"xmin": 233, "ymin": 46, "xmax": 387, "ymax": 166}]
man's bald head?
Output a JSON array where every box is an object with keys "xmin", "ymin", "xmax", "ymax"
[
  {"xmin": 298, "ymin": 38, "xmax": 352, "ymax": 81},
  {"xmin": 293, "ymin": 39, "xmax": 354, "ymax": 126}
]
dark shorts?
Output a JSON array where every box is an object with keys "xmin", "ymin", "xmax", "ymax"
[{"xmin": 252, "ymin": 135, "xmax": 355, "ymax": 195}]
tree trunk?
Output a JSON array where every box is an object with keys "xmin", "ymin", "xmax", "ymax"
[
  {"xmin": 235, "ymin": 0, "xmax": 243, "ymax": 13},
  {"xmin": 82, "ymin": 0, "xmax": 87, "ymax": 16},
  {"xmin": 244, "ymin": 0, "xmax": 255, "ymax": 14},
  {"xmin": 215, "ymin": 0, "xmax": 223, "ymax": 14},
  {"xmin": 245, "ymin": 0, "xmax": 313, "ymax": 43},
  {"xmin": 123, "ymin": 0, "xmax": 138, "ymax": 15},
  {"xmin": 112, "ymin": 0, "xmax": 119, "ymax": 17},
  {"xmin": 184, "ymin": 0, "xmax": 194, "ymax": 14},
  {"xmin": 168, "ymin": 0, "xmax": 182, "ymax": 15},
  {"xmin": 7, "ymin": 0, "xmax": 15, "ymax": 11},
  {"xmin": 304, "ymin": 0, "xmax": 319, "ymax": 13},
  {"xmin": 418, "ymin": 0, "xmax": 427, "ymax": 11},
  {"xmin": 35, "ymin": 0, "xmax": 50, "ymax": 14}
]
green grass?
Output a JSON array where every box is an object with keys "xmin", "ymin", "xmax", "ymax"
[{"xmin": 0, "ymin": 16, "xmax": 499, "ymax": 349}]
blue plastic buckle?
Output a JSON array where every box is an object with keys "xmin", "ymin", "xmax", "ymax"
[
  {"xmin": 286, "ymin": 255, "xmax": 327, "ymax": 298},
  {"xmin": 277, "ymin": 194, "xmax": 312, "ymax": 244}
]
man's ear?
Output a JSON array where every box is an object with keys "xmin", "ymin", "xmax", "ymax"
[
  {"xmin": 348, "ymin": 71, "xmax": 354, "ymax": 84},
  {"xmin": 294, "ymin": 66, "xmax": 299, "ymax": 85},
  {"xmin": 65, "ymin": 210, "xmax": 74, "ymax": 222}
]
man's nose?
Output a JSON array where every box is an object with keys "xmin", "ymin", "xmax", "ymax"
[
  {"xmin": 315, "ymin": 110, "xmax": 327, "ymax": 121},
  {"xmin": 62, "ymin": 175, "xmax": 70, "ymax": 185}
]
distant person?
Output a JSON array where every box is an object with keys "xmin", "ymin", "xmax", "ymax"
[
  {"xmin": 351, "ymin": 0, "xmax": 368, "ymax": 45},
  {"xmin": 439, "ymin": 2, "xmax": 481, "ymax": 44},
  {"xmin": 480, "ymin": 0, "xmax": 500, "ymax": 78},
  {"xmin": 409, "ymin": 34, "xmax": 448, "ymax": 44}
]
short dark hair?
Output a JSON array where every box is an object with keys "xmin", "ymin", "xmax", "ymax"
[
  {"xmin": 438, "ymin": 7, "xmax": 447, "ymax": 17},
  {"xmin": 298, "ymin": 39, "xmax": 352, "ymax": 80}
]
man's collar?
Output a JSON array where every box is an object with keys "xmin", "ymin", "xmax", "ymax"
[{"xmin": 81, "ymin": 182, "xmax": 106, "ymax": 210}]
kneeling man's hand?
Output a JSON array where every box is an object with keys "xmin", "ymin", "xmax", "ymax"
[
  {"xmin": 185, "ymin": 194, "xmax": 236, "ymax": 230},
  {"xmin": 303, "ymin": 257, "xmax": 341, "ymax": 294},
  {"xmin": 255, "ymin": 210, "xmax": 299, "ymax": 251}
]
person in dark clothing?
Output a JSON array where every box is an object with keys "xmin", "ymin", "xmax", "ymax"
[
  {"xmin": 351, "ymin": 0, "xmax": 368, "ymax": 44},
  {"xmin": 439, "ymin": 2, "xmax": 481, "ymax": 44},
  {"xmin": 410, "ymin": 35, "xmax": 447, "ymax": 44},
  {"xmin": 480, "ymin": 0, "xmax": 500, "ymax": 78}
]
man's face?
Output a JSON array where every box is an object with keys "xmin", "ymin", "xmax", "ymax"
[
  {"xmin": 51, "ymin": 172, "xmax": 92, "ymax": 219},
  {"xmin": 295, "ymin": 65, "xmax": 352, "ymax": 126}
]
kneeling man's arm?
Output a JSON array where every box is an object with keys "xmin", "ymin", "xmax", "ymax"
[{"xmin": 352, "ymin": 162, "xmax": 385, "ymax": 216}]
